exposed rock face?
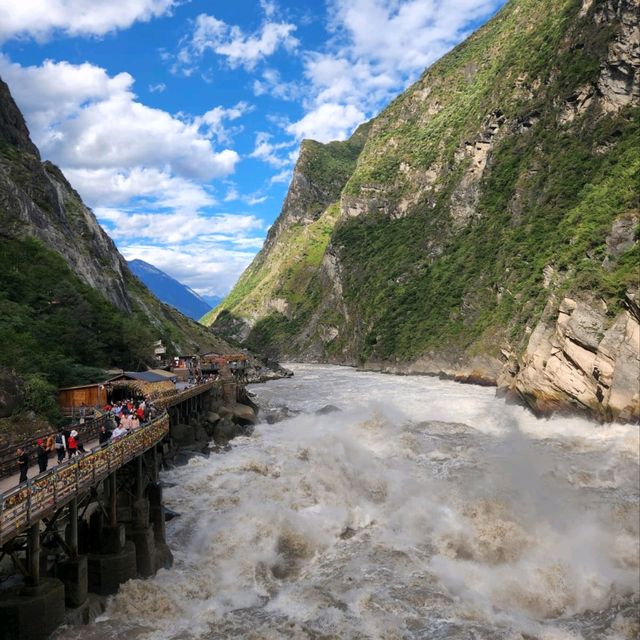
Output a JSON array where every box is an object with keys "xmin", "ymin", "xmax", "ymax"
[
  {"xmin": 0, "ymin": 76, "xmax": 235, "ymax": 364},
  {"xmin": 208, "ymin": 0, "xmax": 640, "ymax": 423},
  {"xmin": 596, "ymin": 0, "xmax": 640, "ymax": 112},
  {"xmin": 515, "ymin": 297, "xmax": 640, "ymax": 421},
  {"xmin": 0, "ymin": 78, "xmax": 131, "ymax": 311}
]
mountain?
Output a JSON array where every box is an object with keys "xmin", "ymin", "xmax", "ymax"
[
  {"xmin": 204, "ymin": 0, "xmax": 640, "ymax": 423},
  {"xmin": 202, "ymin": 294, "xmax": 223, "ymax": 308},
  {"xmin": 128, "ymin": 259, "xmax": 212, "ymax": 321},
  {"xmin": 0, "ymin": 77, "xmax": 234, "ymax": 419}
]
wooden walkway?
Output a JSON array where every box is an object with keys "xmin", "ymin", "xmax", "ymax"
[{"xmin": 0, "ymin": 381, "xmax": 222, "ymax": 546}]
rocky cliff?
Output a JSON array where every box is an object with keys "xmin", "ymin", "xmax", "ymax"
[
  {"xmin": 0, "ymin": 77, "xmax": 233, "ymax": 412},
  {"xmin": 206, "ymin": 0, "xmax": 639, "ymax": 422}
]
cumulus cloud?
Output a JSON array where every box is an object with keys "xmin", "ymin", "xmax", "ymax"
[
  {"xmin": 99, "ymin": 207, "xmax": 266, "ymax": 295},
  {"xmin": 286, "ymin": 102, "xmax": 365, "ymax": 142},
  {"xmin": 250, "ymin": 131, "xmax": 295, "ymax": 168},
  {"xmin": 287, "ymin": 0, "xmax": 504, "ymax": 141},
  {"xmin": 149, "ymin": 82, "xmax": 166, "ymax": 93},
  {"xmin": 0, "ymin": 0, "xmax": 176, "ymax": 42},
  {"xmin": 0, "ymin": 55, "xmax": 241, "ymax": 186},
  {"xmin": 175, "ymin": 9, "xmax": 299, "ymax": 74},
  {"xmin": 252, "ymin": 67, "xmax": 300, "ymax": 101}
]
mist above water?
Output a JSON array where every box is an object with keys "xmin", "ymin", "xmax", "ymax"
[{"xmin": 58, "ymin": 364, "xmax": 639, "ymax": 640}]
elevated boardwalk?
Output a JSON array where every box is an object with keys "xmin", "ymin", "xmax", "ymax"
[
  {"xmin": 0, "ymin": 381, "xmax": 223, "ymax": 546},
  {"xmin": 0, "ymin": 378, "xmax": 242, "ymax": 640},
  {"xmin": 0, "ymin": 413, "xmax": 169, "ymax": 546}
]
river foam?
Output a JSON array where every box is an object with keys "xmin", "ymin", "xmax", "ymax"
[{"xmin": 57, "ymin": 364, "xmax": 639, "ymax": 640}]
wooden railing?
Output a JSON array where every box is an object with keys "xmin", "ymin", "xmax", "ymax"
[
  {"xmin": 0, "ymin": 414, "xmax": 113, "ymax": 481},
  {"xmin": 0, "ymin": 413, "xmax": 170, "ymax": 546},
  {"xmin": 0, "ymin": 381, "xmax": 221, "ymax": 481},
  {"xmin": 156, "ymin": 381, "xmax": 220, "ymax": 409}
]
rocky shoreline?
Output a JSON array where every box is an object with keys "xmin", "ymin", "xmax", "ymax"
[{"xmin": 295, "ymin": 293, "xmax": 640, "ymax": 425}]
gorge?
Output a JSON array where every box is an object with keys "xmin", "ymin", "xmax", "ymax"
[{"xmin": 203, "ymin": 0, "xmax": 640, "ymax": 424}]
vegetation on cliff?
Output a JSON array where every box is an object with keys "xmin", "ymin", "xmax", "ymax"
[{"xmin": 207, "ymin": 0, "xmax": 639, "ymax": 419}]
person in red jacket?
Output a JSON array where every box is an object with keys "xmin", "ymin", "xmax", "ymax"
[{"xmin": 67, "ymin": 430, "xmax": 78, "ymax": 458}]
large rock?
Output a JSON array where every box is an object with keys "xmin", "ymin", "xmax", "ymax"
[{"xmin": 512, "ymin": 296, "xmax": 640, "ymax": 422}]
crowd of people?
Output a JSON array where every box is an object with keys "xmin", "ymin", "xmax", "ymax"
[{"xmin": 14, "ymin": 397, "xmax": 158, "ymax": 486}]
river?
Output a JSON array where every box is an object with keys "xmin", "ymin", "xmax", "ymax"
[{"xmin": 58, "ymin": 364, "xmax": 639, "ymax": 639}]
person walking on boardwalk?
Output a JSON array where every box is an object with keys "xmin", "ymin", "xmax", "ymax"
[
  {"xmin": 99, "ymin": 424, "xmax": 112, "ymax": 447},
  {"xmin": 17, "ymin": 447, "xmax": 28, "ymax": 484},
  {"xmin": 46, "ymin": 432, "xmax": 55, "ymax": 460},
  {"xmin": 67, "ymin": 430, "xmax": 78, "ymax": 458},
  {"xmin": 54, "ymin": 428, "xmax": 66, "ymax": 463},
  {"xmin": 36, "ymin": 439, "xmax": 48, "ymax": 473}
]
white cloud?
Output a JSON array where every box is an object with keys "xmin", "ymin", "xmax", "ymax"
[
  {"xmin": 97, "ymin": 207, "xmax": 263, "ymax": 244},
  {"xmin": 250, "ymin": 131, "xmax": 294, "ymax": 168},
  {"xmin": 177, "ymin": 12, "xmax": 299, "ymax": 73},
  {"xmin": 149, "ymin": 82, "xmax": 166, "ymax": 93},
  {"xmin": 121, "ymin": 241, "xmax": 260, "ymax": 298},
  {"xmin": 252, "ymin": 67, "xmax": 300, "ymax": 101},
  {"xmin": 259, "ymin": 0, "xmax": 277, "ymax": 18},
  {"xmin": 195, "ymin": 101, "xmax": 252, "ymax": 144},
  {"xmin": 0, "ymin": 0, "xmax": 175, "ymax": 42},
  {"xmin": 0, "ymin": 55, "xmax": 240, "ymax": 185},
  {"xmin": 245, "ymin": 195, "xmax": 268, "ymax": 206},
  {"xmin": 286, "ymin": 0, "xmax": 504, "ymax": 142},
  {"xmin": 286, "ymin": 102, "xmax": 365, "ymax": 142},
  {"xmin": 269, "ymin": 169, "xmax": 292, "ymax": 185}
]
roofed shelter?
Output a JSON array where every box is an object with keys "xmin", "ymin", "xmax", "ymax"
[
  {"xmin": 57, "ymin": 382, "xmax": 107, "ymax": 414},
  {"xmin": 106, "ymin": 371, "xmax": 177, "ymax": 403}
]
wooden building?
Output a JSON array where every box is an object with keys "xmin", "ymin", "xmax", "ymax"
[{"xmin": 57, "ymin": 382, "xmax": 107, "ymax": 413}]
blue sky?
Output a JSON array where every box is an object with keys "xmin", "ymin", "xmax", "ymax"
[{"xmin": 0, "ymin": 0, "xmax": 506, "ymax": 300}]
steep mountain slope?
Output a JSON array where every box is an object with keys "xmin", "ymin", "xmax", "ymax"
[
  {"xmin": 206, "ymin": 0, "xmax": 640, "ymax": 422},
  {"xmin": 128, "ymin": 259, "xmax": 212, "ymax": 321},
  {"xmin": 0, "ymin": 77, "xmax": 233, "ymax": 417}
]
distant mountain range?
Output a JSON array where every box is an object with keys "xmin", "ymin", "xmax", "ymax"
[{"xmin": 128, "ymin": 259, "xmax": 221, "ymax": 321}]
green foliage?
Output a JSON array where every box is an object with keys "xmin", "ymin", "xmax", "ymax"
[
  {"xmin": 213, "ymin": 0, "xmax": 640, "ymax": 367},
  {"xmin": 22, "ymin": 374, "xmax": 61, "ymax": 422},
  {"xmin": 0, "ymin": 237, "xmax": 156, "ymax": 409}
]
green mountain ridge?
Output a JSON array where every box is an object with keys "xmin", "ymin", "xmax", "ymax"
[
  {"xmin": 0, "ymin": 77, "xmax": 234, "ymax": 422},
  {"xmin": 205, "ymin": 0, "xmax": 640, "ymax": 422}
]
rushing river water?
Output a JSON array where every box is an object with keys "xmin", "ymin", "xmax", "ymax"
[{"xmin": 58, "ymin": 364, "xmax": 639, "ymax": 640}]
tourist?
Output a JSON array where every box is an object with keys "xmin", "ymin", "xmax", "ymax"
[
  {"xmin": 54, "ymin": 428, "xmax": 66, "ymax": 463},
  {"xmin": 45, "ymin": 432, "xmax": 55, "ymax": 459},
  {"xmin": 63, "ymin": 426, "xmax": 72, "ymax": 455},
  {"xmin": 130, "ymin": 413, "xmax": 140, "ymax": 430},
  {"xmin": 111, "ymin": 424, "xmax": 127, "ymax": 440},
  {"xmin": 67, "ymin": 430, "xmax": 78, "ymax": 458},
  {"xmin": 36, "ymin": 439, "xmax": 48, "ymax": 473},
  {"xmin": 99, "ymin": 424, "xmax": 112, "ymax": 447},
  {"xmin": 16, "ymin": 447, "xmax": 28, "ymax": 484}
]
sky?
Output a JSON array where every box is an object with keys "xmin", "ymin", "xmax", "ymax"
[{"xmin": 0, "ymin": 0, "xmax": 507, "ymax": 302}]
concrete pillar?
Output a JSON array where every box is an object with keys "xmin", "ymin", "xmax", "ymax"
[
  {"xmin": 128, "ymin": 527, "xmax": 156, "ymax": 577},
  {"xmin": 57, "ymin": 555, "xmax": 88, "ymax": 607},
  {"xmin": 0, "ymin": 578, "xmax": 66, "ymax": 640},
  {"xmin": 87, "ymin": 541, "xmax": 137, "ymax": 596},
  {"xmin": 148, "ymin": 483, "xmax": 173, "ymax": 571},
  {"xmin": 108, "ymin": 472, "xmax": 117, "ymax": 528},
  {"xmin": 26, "ymin": 524, "xmax": 40, "ymax": 588},
  {"xmin": 65, "ymin": 498, "xmax": 78, "ymax": 558}
]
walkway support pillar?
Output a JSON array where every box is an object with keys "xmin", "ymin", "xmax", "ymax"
[
  {"xmin": 67, "ymin": 498, "xmax": 78, "ymax": 558},
  {"xmin": 109, "ymin": 471, "xmax": 117, "ymax": 528},
  {"xmin": 26, "ymin": 524, "xmax": 40, "ymax": 588}
]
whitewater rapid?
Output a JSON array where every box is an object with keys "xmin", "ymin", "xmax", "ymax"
[{"xmin": 57, "ymin": 364, "xmax": 639, "ymax": 640}]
